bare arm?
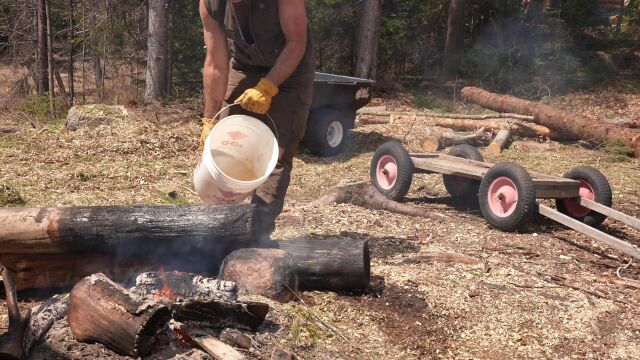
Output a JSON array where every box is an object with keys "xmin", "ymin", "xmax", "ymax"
[
  {"xmin": 200, "ymin": 0, "xmax": 229, "ymax": 118},
  {"xmin": 264, "ymin": 0, "xmax": 308, "ymax": 86}
]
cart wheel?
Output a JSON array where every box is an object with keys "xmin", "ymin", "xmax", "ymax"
[
  {"xmin": 443, "ymin": 145, "xmax": 484, "ymax": 199},
  {"xmin": 479, "ymin": 162, "xmax": 537, "ymax": 232},
  {"xmin": 304, "ymin": 107, "xmax": 350, "ymax": 157},
  {"xmin": 555, "ymin": 166, "xmax": 612, "ymax": 227},
  {"xmin": 370, "ymin": 141, "xmax": 414, "ymax": 201}
]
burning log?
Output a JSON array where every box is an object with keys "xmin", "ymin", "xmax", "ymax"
[
  {"xmin": 220, "ymin": 249, "xmax": 298, "ymax": 302},
  {"xmin": 0, "ymin": 205, "xmax": 256, "ymax": 290},
  {"xmin": 133, "ymin": 271, "xmax": 269, "ymax": 330},
  {"xmin": 68, "ymin": 273, "xmax": 171, "ymax": 357},
  {"xmin": 461, "ymin": 87, "xmax": 640, "ymax": 156},
  {"xmin": 133, "ymin": 271, "xmax": 238, "ymax": 303},
  {"xmin": 421, "ymin": 127, "xmax": 488, "ymax": 152},
  {"xmin": 278, "ymin": 237, "xmax": 370, "ymax": 292},
  {"xmin": 172, "ymin": 300, "xmax": 269, "ymax": 331}
]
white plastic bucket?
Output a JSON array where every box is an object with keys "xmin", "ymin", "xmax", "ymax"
[{"xmin": 193, "ymin": 112, "xmax": 279, "ymax": 205}]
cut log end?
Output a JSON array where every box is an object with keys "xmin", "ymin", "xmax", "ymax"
[
  {"xmin": 487, "ymin": 128, "xmax": 513, "ymax": 155},
  {"xmin": 219, "ymin": 248, "xmax": 297, "ymax": 303}
]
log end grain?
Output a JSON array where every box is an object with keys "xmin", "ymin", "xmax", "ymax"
[{"xmin": 219, "ymin": 249, "xmax": 298, "ymax": 303}]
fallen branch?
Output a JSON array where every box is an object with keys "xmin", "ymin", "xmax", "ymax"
[
  {"xmin": 311, "ymin": 182, "xmax": 446, "ymax": 220},
  {"xmin": 356, "ymin": 109, "xmax": 534, "ymax": 121},
  {"xmin": 487, "ymin": 128, "xmax": 513, "ymax": 155},
  {"xmin": 461, "ymin": 87, "xmax": 640, "ymax": 156},
  {"xmin": 422, "ymin": 127, "xmax": 488, "ymax": 152},
  {"xmin": 432, "ymin": 117, "xmax": 561, "ymax": 139}
]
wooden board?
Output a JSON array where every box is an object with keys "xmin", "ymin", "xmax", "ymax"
[
  {"xmin": 579, "ymin": 198, "xmax": 640, "ymax": 231},
  {"xmin": 538, "ymin": 204, "xmax": 640, "ymax": 261},
  {"xmin": 411, "ymin": 154, "xmax": 580, "ymax": 198}
]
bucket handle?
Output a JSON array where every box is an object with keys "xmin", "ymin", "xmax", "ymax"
[{"xmin": 212, "ymin": 103, "xmax": 280, "ymax": 143}]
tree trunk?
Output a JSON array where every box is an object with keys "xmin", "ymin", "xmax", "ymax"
[
  {"xmin": 354, "ymin": 0, "xmax": 383, "ymax": 79},
  {"xmin": 616, "ymin": 0, "xmax": 625, "ymax": 33},
  {"xmin": 36, "ymin": 0, "xmax": 49, "ymax": 95},
  {"xmin": 45, "ymin": 0, "xmax": 55, "ymax": 115},
  {"xmin": 443, "ymin": 0, "xmax": 466, "ymax": 78},
  {"xmin": 278, "ymin": 237, "xmax": 370, "ymax": 291},
  {"xmin": 145, "ymin": 0, "xmax": 171, "ymax": 102},
  {"xmin": 67, "ymin": 0, "xmax": 75, "ymax": 104},
  {"xmin": 68, "ymin": 273, "xmax": 171, "ymax": 357},
  {"xmin": 89, "ymin": 13, "xmax": 103, "ymax": 98},
  {"xmin": 461, "ymin": 87, "xmax": 640, "ymax": 156}
]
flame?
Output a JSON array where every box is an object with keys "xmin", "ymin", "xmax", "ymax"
[{"xmin": 155, "ymin": 266, "xmax": 178, "ymax": 302}]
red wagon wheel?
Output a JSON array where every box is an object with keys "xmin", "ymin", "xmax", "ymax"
[
  {"xmin": 479, "ymin": 162, "xmax": 537, "ymax": 232},
  {"xmin": 370, "ymin": 142, "xmax": 414, "ymax": 201},
  {"xmin": 556, "ymin": 166, "xmax": 612, "ymax": 227}
]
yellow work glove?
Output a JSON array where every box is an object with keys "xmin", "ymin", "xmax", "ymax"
[
  {"xmin": 234, "ymin": 78, "xmax": 278, "ymax": 114},
  {"xmin": 199, "ymin": 117, "xmax": 216, "ymax": 151}
]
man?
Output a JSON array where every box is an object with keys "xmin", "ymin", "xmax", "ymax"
[{"xmin": 199, "ymin": 0, "xmax": 315, "ymax": 243}]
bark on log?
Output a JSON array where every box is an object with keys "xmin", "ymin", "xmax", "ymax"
[
  {"xmin": 277, "ymin": 237, "xmax": 370, "ymax": 291},
  {"xmin": 0, "ymin": 205, "xmax": 253, "ymax": 255},
  {"xmin": 24, "ymin": 294, "xmax": 69, "ymax": 355},
  {"xmin": 422, "ymin": 127, "xmax": 487, "ymax": 152},
  {"xmin": 172, "ymin": 300, "xmax": 269, "ymax": 331},
  {"xmin": 219, "ymin": 248, "xmax": 298, "ymax": 302},
  {"xmin": 312, "ymin": 181, "xmax": 446, "ymax": 220},
  {"xmin": 432, "ymin": 118, "xmax": 560, "ymax": 139},
  {"xmin": 68, "ymin": 273, "xmax": 171, "ymax": 357},
  {"xmin": 487, "ymin": 128, "xmax": 513, "ymax": 155},
  {"xmin": 461, "ymin": 86, "xmax": 640, "ymax": 156}
]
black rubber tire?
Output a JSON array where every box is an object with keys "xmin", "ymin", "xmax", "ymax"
[
  {"xmin": 304, "ymin": 107, "xmax": 349, "ymax": 157},
  {"xmin": 555, "ymin": 166, "xmax": 612, "ymax": 227},
  {"xmin": 370, "ymin": 141, "xmax": 414, "ymax": 201},
  {"xmin": 478, "ymin": 162, "xmax": 537, "ymax": 232},
  {"xmin": 443, "ymin": 145, "xmax": 484, "ymax": 198}
]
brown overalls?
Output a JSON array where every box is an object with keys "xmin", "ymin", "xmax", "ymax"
[{"xmin": 204, "ymin": 0, "xmax": 315, "ymax": 242}]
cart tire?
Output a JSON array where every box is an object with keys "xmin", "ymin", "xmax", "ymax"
[
  {"xmin": 555, "ymin": 166, "xmax": 612, "ymax": 227},
  {"xmin": 304, "ymin": 107, "xmax": 349, "ymax": 157},
  {"xmin": 479, "ymin": 162, "xmax": 537, "ymax": 232},
  {"xmin": 370, "ymin": 141, "xmax": 413, "ymax": 201},
  {"xmin": 443, "ymin": 145, "xmax": 484, "ymax": 199}
]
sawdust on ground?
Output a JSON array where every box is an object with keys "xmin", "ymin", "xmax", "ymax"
[{"xmin": 1, "ymin": 83, "xmax": 640, "ymax": 359}]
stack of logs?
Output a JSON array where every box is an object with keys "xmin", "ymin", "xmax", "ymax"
[
  {"xmin": 358, "ymin": 87, "xmax": 640, "ymax": 156},
  {"xmin": 0, "ymin": 204, "xmax": 371, "ymax": 359}
]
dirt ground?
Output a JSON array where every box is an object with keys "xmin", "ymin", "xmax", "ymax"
[{"xmin": 1, "ymin": 78, "xmax": 640, "ymax": 359}]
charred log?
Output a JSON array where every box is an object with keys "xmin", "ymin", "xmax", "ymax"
[
  {"xmin": 277, "ymin": 237, "xmax": 370, "ymax": 292},
  {"xmin": 67, "ymin": 273, "xmax": 171, "ymax": 357}
]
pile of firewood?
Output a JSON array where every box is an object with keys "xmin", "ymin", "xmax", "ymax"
[
  {"xmin": 358, "ymin": 87, "xmax": 640, "ymax": 156},
  {"xmin": 0, "ymin": 204, "xmax": 371, "ymax": 359}
]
